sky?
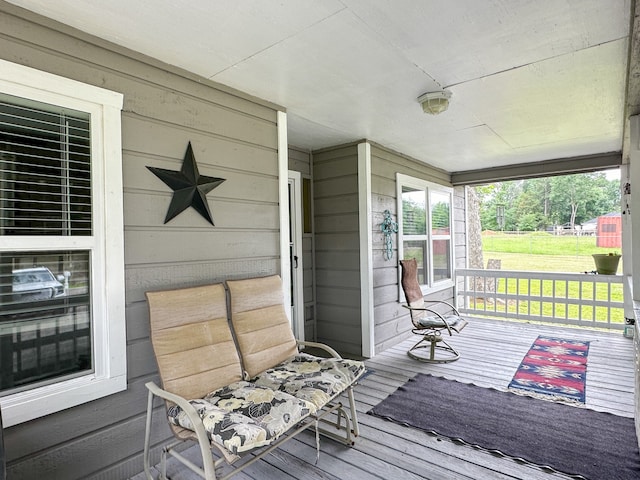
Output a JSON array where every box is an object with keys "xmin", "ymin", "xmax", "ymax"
[{"xmin": 604, "ymin": 168, "xmax": 620, "ymax": 180}]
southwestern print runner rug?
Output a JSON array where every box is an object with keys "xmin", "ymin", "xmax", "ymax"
[{"xmin": 508, "ymin": 335, "xmax": 589, "ymax": 404}]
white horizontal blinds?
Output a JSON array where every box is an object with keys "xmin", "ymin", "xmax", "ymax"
[
  {"xmin": 430, "ymin": 191, "xmax": 450, "ymax": 232},
  {"xmin": 402, "ymin": 186, "xmax": 428, "ymax": 284},
  {"xmin": 430, "ymin": 191, "xmax": 452, "ymax": 283},
  {"xmin": 0, "ymin": 249, "xmax": 92, "ymax": 394},
  {"xmin": 0, "ymin": 93, "xmax": 91, "ymax": 236},
  {"xmin": 398, "ymin": 174, "xmax": 455, "ymax": 290},
  {"xmin": 402, "ymin": 186, "xmax": 426, "ymax": 235}
]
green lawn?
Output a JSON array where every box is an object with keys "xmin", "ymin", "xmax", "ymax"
[
  {"xmin": 474, "ymin": 233, "xmax": 624, "ymax": 324},
  {"xmin": 481, "ymin": 233, "xmax": 622, "ymax": 274}
]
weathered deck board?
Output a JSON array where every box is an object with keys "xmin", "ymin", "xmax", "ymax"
[{"xmin": 132, "ymin": 317, "xmax": 636, "ymax": 479}]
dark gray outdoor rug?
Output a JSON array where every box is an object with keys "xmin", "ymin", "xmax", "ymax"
[{"xmin": 368, "ymin": 373, "xmax": 640, "ymax": 480}]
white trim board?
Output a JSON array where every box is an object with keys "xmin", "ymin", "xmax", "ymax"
[
  {"xmin": 358, "ymin": 142, "xmax": 374, "ymax": 358},
  {"xmin": 277, "ymin": 111, "xmax": 292, "ymax": 321}
]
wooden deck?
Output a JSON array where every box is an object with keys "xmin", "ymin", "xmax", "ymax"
[{"xmin": 133, "ymin": 317, "xmax": 636, "ymax": 480}]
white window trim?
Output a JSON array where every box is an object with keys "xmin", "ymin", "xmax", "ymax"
[
  {"xmin": 397, "ymin": 173, "xmax": 455, "ymax": 297},
  {"xmin": 0, "ymin": 59, "xmax": 126, "ymax": 427}
]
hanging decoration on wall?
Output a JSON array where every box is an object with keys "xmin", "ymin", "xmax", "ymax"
[
  {"xmin": 380, "ymin": 209, "xmax": 399, "ymax": 261},
  {"xmin": 622, "ymin": 182, "xmax": 631, "ymax": 216},
  {"xmin": 147, "ymin": 142, "xmax": 225, "ymax": 225}
]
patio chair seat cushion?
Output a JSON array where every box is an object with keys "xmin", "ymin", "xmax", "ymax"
[
  {"xmin": 252, "ymin": 353, "xmax": 366, "ymax": 410},
  {"xmin": 416, "ymin": 314, "xmax": 465, "ymax": 329},
  {"xmin": 167, "ymin": 381, "xmax": 315, "ymax": 455}
]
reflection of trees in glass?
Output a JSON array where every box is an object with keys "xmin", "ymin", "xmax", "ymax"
[
  {"xmin": 431, "ymin": 201, "xmax": 450, "ymax": 231},
  {"xmin": 402, "ymin": 198, "xmax": 426, "ymax": 235}
]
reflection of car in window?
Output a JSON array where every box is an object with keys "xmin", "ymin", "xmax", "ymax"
[{"xmin": 12, "ymin": 267, "xmax": 66, "ymax": 301}]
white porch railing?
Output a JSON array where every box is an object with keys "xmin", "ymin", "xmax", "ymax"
[{"xmin": 455, "ymin": 268, "xmax": 625, "ymax": 329}]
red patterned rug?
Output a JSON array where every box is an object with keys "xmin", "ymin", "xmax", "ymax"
[{"xmin": 508, "ymin": 335, "xmax": 589, "ymax": 404}]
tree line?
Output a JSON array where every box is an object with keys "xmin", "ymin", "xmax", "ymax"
[{"xmin": 475, "ymin": 172, "xmax": 620, "ymax": 232}]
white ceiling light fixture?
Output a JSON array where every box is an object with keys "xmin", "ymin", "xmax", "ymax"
[{"xmin": 417, "ymin": 90, "xmax": 452, "ymax": 115}]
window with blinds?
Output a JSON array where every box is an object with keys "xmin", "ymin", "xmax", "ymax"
[
  {"xmin": 0, "ymin": 93, "xmax": 91, "ymax": 236},
  {"xmin": 398, "ymin": 173, "xmax": 454, "ymax": 292},
  {"xmin": 0, "ymin": 59, "xmax": 124, "ymax": 427},
  {"xmin": 0, "ymin": 93, "xmax": 93, "ymax": 394}
]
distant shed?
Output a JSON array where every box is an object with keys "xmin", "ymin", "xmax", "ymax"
[{"xmin": 596, "ymin": 213, "xmax": 621, "ymax": 248}]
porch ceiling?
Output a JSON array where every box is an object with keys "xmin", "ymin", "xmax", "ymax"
[{"xmin": 6, "ymin": 0, "xmax": 639, "ymax": 174}]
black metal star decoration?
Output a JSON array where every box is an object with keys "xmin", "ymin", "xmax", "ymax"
[{"xmin": 147, "ymin": 142, "xmax": 225, "ymax": 225}]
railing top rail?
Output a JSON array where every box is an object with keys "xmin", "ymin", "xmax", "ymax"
[{"xmin": 456, "ymin": 268, "xmax": 623, "ymax": 283}]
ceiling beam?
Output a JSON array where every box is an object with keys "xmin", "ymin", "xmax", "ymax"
[{"xmin": 451, "ymin": 152, "xmax": 622, "ymax": 186}]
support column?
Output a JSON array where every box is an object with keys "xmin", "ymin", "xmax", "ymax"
[{"xmin": 629, "ymin": 115, "xmax": 640, "ymax": 300}]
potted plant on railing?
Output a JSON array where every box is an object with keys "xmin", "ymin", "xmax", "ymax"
[{"xmin": 592, "ymin": 252, "xmax": 621, "ymax": 275}]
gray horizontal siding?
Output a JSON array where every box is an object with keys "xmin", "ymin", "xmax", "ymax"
[
  {"xmin": 0, "ymin": 3, "xmax": 281, "ymax": 479},
  {"xmin": 454, "ymin": 186, "xmax": 468, "ymax": 269},
  {"xmin": 313, "ymin": 144, "xmax": 362, "ymax": 356},
  {"xmin": 369, "ymin": 143, "xmax": 455, "ymax": 355}
]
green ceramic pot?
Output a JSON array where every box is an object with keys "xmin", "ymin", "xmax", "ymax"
[{"xmin": 592, "ymin": 254, "xmax": 621, "ymax": 275}]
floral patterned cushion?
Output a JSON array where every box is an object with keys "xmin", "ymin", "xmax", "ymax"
[
  {"xmin": 167, "ymin": 381, "xmax": 315, "ymax": 455},
  {"xmin": 252, "ymin": 353, "xmax": 366, "ymax": 410}
]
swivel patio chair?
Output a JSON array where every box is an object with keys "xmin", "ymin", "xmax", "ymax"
[{"xmin": 399, "ymin": 258, "xmax": 468, "ymax": 363}]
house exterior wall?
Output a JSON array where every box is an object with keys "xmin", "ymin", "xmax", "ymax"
[
  {"xmin": 312, "ymin": 143, "xmax": 362, "ymax": 356},
  {"xmin": 310, "ymin": 141, "xmax": 465, "ymax": 358},
  {"xmin": 454, "ymin": 186, "xmax": 469, "ymax": 270},
  {"xmin": 368, "ymin": 144, "xmax": 455, "ymax": 354},
  {"xmin": 0, "ymin": 3, "xmax": 283, "ymax": 478}
]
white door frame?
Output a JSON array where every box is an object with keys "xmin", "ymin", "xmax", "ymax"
[
  {"xmin": 288, "ymin": 171, "xmax": 305, "ymax": 340},
  {"xmin": 277, "ymin": 111, "xmax": 304, "ymax": 339},
  {"xmin": 277, "ymin": 111, "xmax": 291, "ymax": 322}
]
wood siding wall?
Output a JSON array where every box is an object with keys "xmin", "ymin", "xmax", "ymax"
[
  {"xmin": 635, "ymin": 307, "xmax": 640, "ymax": 452},
  {"xmin": 454, "ymin": 186, "xmax": 468, "ymax": 269},
  {"xmin": 369, "ymin": 144, "xmax": 454, "ymax": 355},
  {"xmin": 0, "ymin": 3, "xmax": 282, "ymax": 479},
  {"xmin": 288, "ymin": 146, "xmax": 316, "ymax": 341},
  {"xmin": 312, "ymin": 144, "xmax": 362, "ymax": 356}
]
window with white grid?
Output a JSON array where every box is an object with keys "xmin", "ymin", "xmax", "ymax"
[
  {"xmin": 0, "ymin": 59, "xmax": 125, "ymax": 427},
  {"xmin": 397, "ymin": 173, "xmax": 454, "ymax": 294}
]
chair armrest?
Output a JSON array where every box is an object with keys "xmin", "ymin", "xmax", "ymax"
[
  {"xmin": 297, "ymin": 340, "xmax": 343, "ymax": 359},
  {"xmin": 145, "ymin": 382, "xmax": 211, "ymax": 448},
  {"xmin": 402, "ymin": 304, "xmax": 453, "ymax": 336},
  {"xmin": 424, "ymin": 299, "xmax": 461, "ymax": 316}
]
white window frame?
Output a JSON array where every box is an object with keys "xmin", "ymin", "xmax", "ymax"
[
  {"xmin": 0, "ymin": 59, "xmax": 126, "ymax": 427},
  {"xmin": 397, "ymin": 173, "xmax": 454, "ymax": 296}
]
